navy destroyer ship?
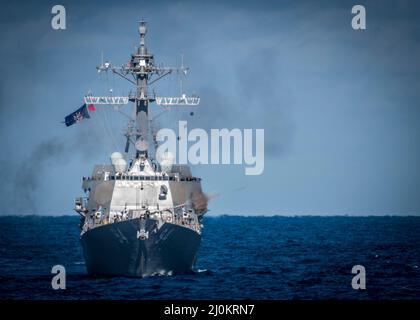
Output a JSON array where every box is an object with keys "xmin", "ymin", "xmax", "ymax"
[{"xmin": 70, "ymin": 21, "xmax": 207, "ymax": 277}]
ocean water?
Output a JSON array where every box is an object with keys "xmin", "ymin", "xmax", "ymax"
[{"xmin": 0, "ymin": 215, "xmax": 418, "ymax": 300}]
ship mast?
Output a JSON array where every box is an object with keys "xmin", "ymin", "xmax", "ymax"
[
  {"xmin": 135, "ymin": 20, "xmax": 151, "ymax": 158},
  {"xmin": 91, "ymin": 20, "xmax": 200, "ymax": 160}
]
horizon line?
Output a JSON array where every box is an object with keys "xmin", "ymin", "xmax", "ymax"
[{"xmin": 1, "ymin": 213, "xmax": 420, "ymax": 218}]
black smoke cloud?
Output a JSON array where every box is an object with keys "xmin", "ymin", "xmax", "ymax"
[{"xmin": 0, "ymin": 125, "xmax": 105, "ymax": 214}]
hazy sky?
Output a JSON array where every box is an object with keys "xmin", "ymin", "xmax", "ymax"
[{"xmin": 0, "ymin": 0, "xmax": 419, "ymax": 215}]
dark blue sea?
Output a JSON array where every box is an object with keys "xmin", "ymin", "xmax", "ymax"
[{"xmin": 0, "ymin": 216, "xmax": 419, "ymax": 300}]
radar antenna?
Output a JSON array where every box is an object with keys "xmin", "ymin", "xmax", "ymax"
[{"xmin": 83, "ymin": 20, "xmax": 200, "ymax": 158}]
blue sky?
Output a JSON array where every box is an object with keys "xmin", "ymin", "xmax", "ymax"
[{"xmin": 0, "ymin": 0, "xmax": 419, "ymax": 215}]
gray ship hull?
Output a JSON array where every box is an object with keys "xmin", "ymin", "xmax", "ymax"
[{"xmin": 80, "ymin": 218, "xmax": 201, "ymax": 277}]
